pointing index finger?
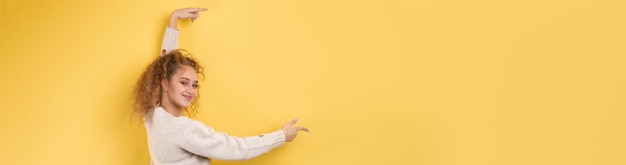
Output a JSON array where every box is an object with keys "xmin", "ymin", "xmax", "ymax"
[
  {"xmin": 191, "ymin": 8, "xmax": 208, "ymax": 12},
  {"xmin": 297, "ymin": 127, "xmax": 310, "ymax": 132}
]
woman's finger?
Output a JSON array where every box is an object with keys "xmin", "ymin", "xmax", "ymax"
[
  {"xmin": 192, "ymin": 8, "xmax": 208, "ymax": 11},
  {"xmin": 283, "ymin": 118, "xmax": 299, "ymax": 127},
  {"xmin": 296, "ymin": 127, "xmax": 310, "ymax": 132}
]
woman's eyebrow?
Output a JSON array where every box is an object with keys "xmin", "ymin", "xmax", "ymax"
[{"xmin": 179, "ymin": 77, "xmax": 198, "ymax": 82}]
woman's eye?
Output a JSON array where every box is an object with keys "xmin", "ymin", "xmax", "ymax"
[
  {"xmin": 181, "ymin": 81, "xmax": 188, "ymax": 86},
  {"xmin": 192, "ymin": 84, "xmax": 198, "ymax": 88}
]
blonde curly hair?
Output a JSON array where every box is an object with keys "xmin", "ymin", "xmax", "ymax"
[{"xmin": 133, "ymin": 49, "xmax": 204, "ymax": 120}]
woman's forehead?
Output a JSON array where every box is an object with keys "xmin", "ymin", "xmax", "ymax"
[{"xmin": 175, "ymin": 66, "xmax": 199, "ymax": 81}]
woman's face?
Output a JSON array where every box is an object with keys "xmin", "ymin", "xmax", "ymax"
[{"xmin": 163, "ymin": 65, "xmax": 199, "ymax": 109}]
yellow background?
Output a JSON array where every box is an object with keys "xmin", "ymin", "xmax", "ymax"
[{"xmin": 1, "ymin": 0, "xmax": 625, "ymax": 164}]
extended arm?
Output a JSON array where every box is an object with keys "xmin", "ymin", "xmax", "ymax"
[
  {"xmin": 160, "ymin": 8, "xmax": 208, "ymax": 56},
  {"xmin": 181, "ymin": 119, "xmax": 309, "ymax": 161}
]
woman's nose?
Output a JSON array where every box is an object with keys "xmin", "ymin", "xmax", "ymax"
[{"xmin": 186, "ymin": 88, "xmax": 196, "ymax": 95}]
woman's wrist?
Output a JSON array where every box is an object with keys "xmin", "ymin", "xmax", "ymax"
[{"xmin": 168, "ymin": 12, "xmax": 180, "ymax": 30}]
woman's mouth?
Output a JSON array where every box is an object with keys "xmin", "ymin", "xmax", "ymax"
[{"xmin": 183, "ymin": 95, "xmax": 193, "ymax": 101}]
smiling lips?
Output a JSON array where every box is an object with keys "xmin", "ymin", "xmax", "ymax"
[{"xmin": 183, "ymin": 95, "xmax": 193, "ymax": 101}]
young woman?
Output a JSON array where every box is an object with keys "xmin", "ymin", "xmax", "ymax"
[{"xmin": 133, "ymin": 8, "xmax": 309, "ymax": 165}]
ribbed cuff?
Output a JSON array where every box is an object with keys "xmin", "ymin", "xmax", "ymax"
[
  {"xmin": 160, "ymin": 27, "xmax": 179, "ymax": 56},
  {"xmin": 253, "ymin": 130, "xmax": 286, "ymax": 147},
  {"xmin": 245, "ymin": 130, "xmax": 286, "ymax": 152},
  {"xmin": 264, "ymin": 130, "xmax": 287, "ymax": 147}
]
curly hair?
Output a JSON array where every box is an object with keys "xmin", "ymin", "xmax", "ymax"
[{"xmin": 133, "ymin": 49, "xmax": 204, "ymax": 120}]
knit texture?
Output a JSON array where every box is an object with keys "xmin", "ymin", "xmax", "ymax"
[
  {"xmin": 145, "ymin": 107, "xmax": 286, "ymax": 165},
  {"xmin": 160, "ymin": 27, "xmax": 179, "ymax": 56}
]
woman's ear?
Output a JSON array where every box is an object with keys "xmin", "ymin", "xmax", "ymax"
[{"xmin": 161, "ymin": 80, "xmax": 169, "ymax": 93}]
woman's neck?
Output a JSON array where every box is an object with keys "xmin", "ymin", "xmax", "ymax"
[{"xmin": 160, "ymin": 100, "xmax": 184, "ymax": 117}]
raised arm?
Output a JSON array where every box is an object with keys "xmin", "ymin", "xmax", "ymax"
[{"xmin": 160, "ymin": 8, "xmax": 208, "ymax": 56}]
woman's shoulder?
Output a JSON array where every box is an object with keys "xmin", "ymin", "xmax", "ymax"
[{"xmin": 151, "ymin": 107, "xmax": 197, "ymax": 127}]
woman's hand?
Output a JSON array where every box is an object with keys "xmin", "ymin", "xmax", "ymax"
[
  {"xmin": 169, "ymin": 8, "xmax": 208, "ymax": 29},
  {"xmin": 282, "ymin": 119, "xmax": 310, "ymax": 142}
]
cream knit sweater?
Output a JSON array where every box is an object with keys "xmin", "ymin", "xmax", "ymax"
[{"xmin": 145, "ymin": 27, "xmax": 286, "ymax": 165}]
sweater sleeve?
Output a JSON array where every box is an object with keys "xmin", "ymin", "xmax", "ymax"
[
  {"xmin": 160, "ymin": 27, "xmax": 179, "ymax": 56},
  {"xmin": 180, "ymin": 121, "xmax": 286, "ymax": 161}
]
